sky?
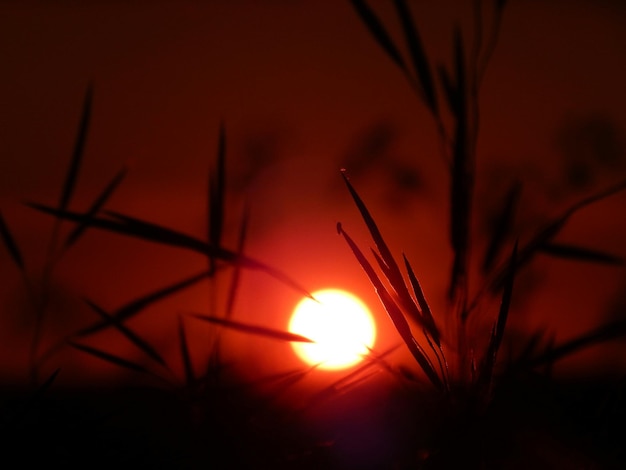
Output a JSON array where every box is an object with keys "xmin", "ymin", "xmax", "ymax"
[{"xmin": 0, "ymin": 0, "xmax": 625, "ymax": 388}]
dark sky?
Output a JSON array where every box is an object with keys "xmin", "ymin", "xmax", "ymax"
[{"xmin": 1, "ymin": 0, "xmax": 625, "ymax": 385}]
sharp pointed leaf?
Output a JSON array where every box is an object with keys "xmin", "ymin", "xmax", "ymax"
[
  {"xmin": 83, "ymin": 299, "xmax": 166, "ymax": 366},
  {"xmin": 393, "ymin": 0, "xmax": 438, "ymax": 114},
  {"xmin": 225, "ymin": 203, "xmax": 249, "ymax": 319},
  {"xmin": 520, "ymin": 320, "xmax": 626, "ymax": 370},
  {"xmin": 59, "ymin": 84, "xmax": 93, "ymax": 212},
  {"xmin": 539, "ymin": 243, "xmax": 624, "ymax": 266},
  {"xmin": 350, "ymin": 0, "xmax": 408, "ymax": 72},
  {"xmin": 403, "ymin": 254, "xmax": 440, "ymax": 345},
  {"xmin": 490, "ymin": 179, "xmax": 626, "ymax": 292},
  {"xmin": 208, "ymin": 122, "xmax": 226, "ymax": 273},
  {"xmin": 76, "ymin": 270, "xmax": 211, "ymax": 337},
  {"xmin": 482, "ymin": 181, "xmax": 522, "ymax": 273},
  {"xmin": 178, "ymin": 314, "xmax": 195, "ymax": 385},
  {"xmin": 62, "ymin": 166, "xmax": 128, "ymax": 252},
  {"xmin": 68, "ymin": 341, "xmax": 149, "ymax": 374},
  {"xmin": 190, "ymin": 313, "xmax": 314, "ymax": 343},
  {"xmin": 0, "ymin": 210, "xmax": 25, "ymax": 270},
  {"xmin": 305, "ymin": 344, "xmax": 399, "ymax": 409},
  {"xmin": 337, "ymin": 223, "xmax": 442, "ymax": 389},
  {"xmin": 481, "ymin": 241, "xmax": 517, "ymax": 388},
  {"xmin": 28, "ymin": 203, "xmax": 315, "ymax": 300},
  {"xmin": 437, "ymin": 63, "xmax": 459, "ymax": 115},
  {"xmin": 342, "ymin": 171, "xmax": 420, "ymax": 321}
]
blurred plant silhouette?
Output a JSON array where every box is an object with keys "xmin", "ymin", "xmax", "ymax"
[
  {"xmin": 337, "ymin": 0, "xmax": 626, "ymax": 467},
  {"xmin": 1, "ymin": 1, "xmax": 626, "ymax": 468}
]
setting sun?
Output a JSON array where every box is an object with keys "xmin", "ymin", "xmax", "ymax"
[{"xmin": 288, "ymin": 289, "xmax": 376, "ymax": 370}]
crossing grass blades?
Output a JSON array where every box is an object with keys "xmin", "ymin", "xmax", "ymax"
[{"xmin": 335, "ymin": 0, "xmax": 626, "ymax": 468}]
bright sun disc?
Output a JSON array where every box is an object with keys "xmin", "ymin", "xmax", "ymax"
[{"xmin": 289, "ymin": 289, "xmax": 376, "ymax": 370}]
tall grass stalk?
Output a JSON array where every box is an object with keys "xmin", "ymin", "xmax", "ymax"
[{"xmin": 344, "ymin": 0, "xmax": 626, "ymax": 419}]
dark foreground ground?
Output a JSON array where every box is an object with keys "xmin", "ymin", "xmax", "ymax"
[{"xmin": 1, "ymin": 372, "xmax": 625, "ymax": 469}]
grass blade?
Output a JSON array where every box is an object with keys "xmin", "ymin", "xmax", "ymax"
[
  {"xmin": 28, "ymin": 203, "xmax": 315, "ymax": 300},
  {"xmin": 305, "ymin": 344, "xmax": 399, "ymax": 409},
  {"xmin": 45, "ymin": 84, "xmax": 94, "ymax": 269},
  {"xmin": 208, "ymin": 122, "xmax": 226, "ymax": 273},
  {"xmin": 76, "ymin": 270, "xmax": 211, "ymax": 337},
  {"xmin": 68, "ymin": 340, "xmax": 149, "ymax": 374},
  {"xmin": 350, "ymin": 0, "xmax": 408, "ymax": 73},
  {"xmin": 341, "ymin": 170, "xmax": 394, "ymax": 271},
  {"xmin": 489, "ymin": 178, "xmax": 626, "ymax": 293},
  {"xmin": 393, "ymin": 0, "xmax": 438, "ymax": 114},
  {"xmin": 83, "ymin": 299, "xmax": 166, "ymax": 367},
  {"xmin": 338, "ymin": 222, "xmax": 442, "ymax": 389},
  {"xmin": 539, "ymin": 243, "xmax": 624, "ymax": 266},
  {"xmin": 341, "ymin": 170, "xmax": 421, "ymax": 320},
  {"xmin": 403, "ymin": 253, "xmax": 440, "ymax": 344},
  {"xmin": 189, "ymin": 313, "xmax": 314, "ymax": 343},
  {"xmin": 105, "ymin": 211, "xmax": 315, "ymax": 300},
  {"xmin": 225, "ymin": 203, "xmax": 249, "ymax": 319},
  {"xmin": 480, "ymin": 241, "xmax": 517, "ymax": 390},
  {"xmin": 517, "ymin": 320, "xmax": 626, "ymax": 371},
  {"xmin": 448, "ymin": 25, "xmax": 471, "ymax": 304},
  {"xmin": 59, "ymin": 84, "xmax": 92, "ymax": 213},
  {"xmin": 61, "ymin": 166, "xmax": 128, "ymax": 253},
  {"xmin": 28, "ymin": 202, "xmax": 209, "ymax": 253},
  {"xmin": 178, "ymin": 314, "xmax": 195, "ymax": 385},
  {"xmin": 481, "ymin": 180, "xmax": 521, "ymax": 273},
  {"xmin": 0, "ymin": 210, "xmax": 25, "ymax": 271}
]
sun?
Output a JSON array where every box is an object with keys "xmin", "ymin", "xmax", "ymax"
[{"xmin": 288, "ymin": 288, "xmax": 376, "ymax": 370}]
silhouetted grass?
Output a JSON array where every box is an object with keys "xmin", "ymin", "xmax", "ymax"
[
  {"xmin": 1, "ymin": 2, "xmax": 626, "ymax": 468},
  {"xmin": 341, "ymin": 1, "xmax": 626, "ymax": 467}
]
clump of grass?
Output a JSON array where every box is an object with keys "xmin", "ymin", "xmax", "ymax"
[
  {"xmin": 2, "ymin": 3, "xmax": 626, "ymax": 467},
  {"xmin": 340, "ymin": 0, "xmax": 626, "ymax": 466},
  {"xmin": 0, "ymin": 87, "xmax": 338, "ymax": 466}
]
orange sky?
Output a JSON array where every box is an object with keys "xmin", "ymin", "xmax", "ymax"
[{"xmin": 0, "ymin": 0, "xmax": 625, "ymax": 386}]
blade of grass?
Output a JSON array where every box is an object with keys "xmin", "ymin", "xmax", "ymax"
[
  {"xmin": 370, "ymin": 248, "xmax": 422, "ymax": 322},
  {"xmin": 393, "ymin": 0, "xmax": 438, "ymax": 115},
  {"xmin": 28, "ymin": 203, "xmax": 315, "ymax": 300},
  {"xmin": 539, "ymin": 243, "xmax": 624, "ymax": 266},
  {"xmin": 341, "ymin": 170, "xmax": 423, "ymax": 327},
  {"xmin": 61, "ymin": 166, "xmax": 128, "ymax": 254},
  {"xmin": 488, "ymin": 178, "xmax": 626, "ymax": 294},
  {"xmin": 363, "ymin": 344, "xmax": 408, "ymax": 383},
  {"xmin": 448, "ymin": 25, "xmax": 472, "ymax": 305},
  {"xmin": 338, "ymin": 222, "xmax": 442, "ymax": 390},
  {"xmin": 208, "ymin": 122, "xmax": 226, "ymax": 275},
  {"xmin": 477, "ymin": 0, "xmax": 507, "ymax": 85},
  {"xmin": 189, "ymin": 313, "xmax": 314, "ymax": 343},
  {"xmin": 178, "ymin": 314, "xmax": 195, "ymax": 386},
  {"xmin": 350, "ymin": 0, "xmax": 408, "ymax": 74},
  {"xmin": 403, "ymin": 254, "xmax": 449, "ymax": 388},
  {"xmin": 225, "ymin": 202, "xmax": 249, "ymax": 319},
  {"xmin": 83, "ymin": 299, "xmax": 166, "ymax": 367},
  {"xmin": 518, "ymin": 320, "xmax": 626, "ymax": 370},
  {"xmin": 403, "ymin": 253, "xmax": 440, "ymax": 344},
  {"xmin": 438, "ymin": 63, "xmax": 459, "ymax": 119},
  {"xmin": 68, "ymin": 340, "xmax": 149, "ymax": 374},
  {"xmin": 305, "ymin": 344, "xmax": 399, "ymax": 410},
  {"xmin": 514, "ymin": 328, "xmax": 547, "ymax": 365},
  {"xmin": 481, "ymin": 180, "xmax": 521, "ymax": 273},
  {"xmin": 480, "ymin": 241, "xmax": 517, "ymax": 391},
  {"xmin": 46, "ymin": 84, "xmax": 93, "ymax": 264},
  {"xmin": 59, "ymin": 84, "xmax": 92, "ymax": 215},
  {"xmin": 76, "ymin": 269, "xmax": 211, "ymax": 337},
  {"xmin": 0, "ymin": 210, "xmax": 25, "ymax": 271},
  {"xmin": 337, "ymin": 171, "xmax": 447, "ymax": 387}
]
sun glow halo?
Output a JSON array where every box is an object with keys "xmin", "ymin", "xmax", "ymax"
[{"xmin": 289, "ymin": 289, "xmax": 376, "ymax": 370}]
